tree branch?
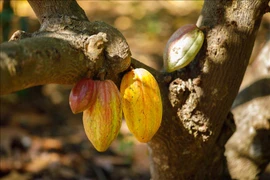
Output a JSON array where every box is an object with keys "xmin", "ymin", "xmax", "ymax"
[
  {"xmin": 1, "ymin": 35, "xmax": 100, "ymax": 95},
  {"xmin": 0, "ymin": 0, "xmax": 131, "ymax": 95},
  {"xmin": 28, "ymin": 0, "xmax": 89, "ymax": 23}
]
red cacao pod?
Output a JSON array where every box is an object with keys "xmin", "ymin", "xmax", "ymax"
[
  {"xmin": 69, "ymin": 78, "xmax": 97, "ymax": 114},
  {"xmin": 83, "ymin": 80, "xmax": 122, "ymax": 152}
]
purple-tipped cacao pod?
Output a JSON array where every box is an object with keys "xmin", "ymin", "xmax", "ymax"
[{"xmin": 163, "ymin": 24, "xmax": 204, "ymax": 72}]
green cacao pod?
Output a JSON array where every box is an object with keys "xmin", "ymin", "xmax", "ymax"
[
  {"xmin": 83, "ymin": 80, "xmax": 122, "ymax": 152},
  {"xmin": 120, "ymin": 68, "xmax": 162, "ymax": 143},
  {"xmin": 163, "ymin": 24, "xmax": 204, "ymax": 72}
]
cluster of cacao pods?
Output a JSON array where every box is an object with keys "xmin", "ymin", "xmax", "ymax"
[
  {"xmin": 69, "ymin": 23, "xmax": 203, "ymax": 152},
  {"xmin": 69, "ymin": 68, "xmax": 162, "ymax": 152},
  {"xmin": 69, "ymin": 79, "xmax": 122, "ymax": 152},
  {"xmin": 163, "ymin": 24, "xmax": 204, "ymax": 72}
]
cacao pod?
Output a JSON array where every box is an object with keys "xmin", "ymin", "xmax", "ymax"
[
  {"xmin": 83, "ymin": 80, "xmax": 122, "ymax": 152},
  {"xmin": 163, "ymin": 24, "xmax": 204, "ymax": 72},
  {"xmin": 69, "ymin": 78, "xmax": 97, "ymax": 114},
  {"xmin": 120, "ymin": 68, "xmax": 162, "ymax": 143}
]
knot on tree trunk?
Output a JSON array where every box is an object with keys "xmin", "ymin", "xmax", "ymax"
[{"xmin": 169, "ymin": 78, "xmax": 211, "ymax": 141}]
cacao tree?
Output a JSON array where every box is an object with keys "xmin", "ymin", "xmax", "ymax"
[{"xmin": 1, "ymin": 0, "xmax": 269, "ymax": 179}]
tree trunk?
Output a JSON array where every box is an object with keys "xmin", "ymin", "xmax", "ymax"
[
  {"xmin": 148, "ymin": 0, "xmax": 269, "ymax": 179},
  {"xmin": 0, "ymin": 0, "xmax": 269, "ymax": 179},
  {"xmin": 226, "ymin": 31, "xmax": 270, "ymax": 179}
]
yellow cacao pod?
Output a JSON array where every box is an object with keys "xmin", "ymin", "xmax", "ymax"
[
  {"xmin": 83, "ymin": 80, "xmax": 122, "ymax": 152},
  {"xmin": 120, "ymin": 68, "xmax": 162, "ymax": 143}
]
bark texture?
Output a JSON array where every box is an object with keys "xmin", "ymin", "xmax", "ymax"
[
  {"xmin": 0, "ymin": 0, "xmax": 131, "ymax": 95},
  {"xmin": 28, "ymin": 0, "xmax": 89, "ymax": 23},
  {"xmin": 226, "ymin": 33, "xmax": 270, "ymax": 179},
  {"xmin": 0, "ymin": 36, "xmax": 88, "ymax": 94},
  {"xmin": 148, "ymin": 0, "xmax": 269, "ymax": 179}
]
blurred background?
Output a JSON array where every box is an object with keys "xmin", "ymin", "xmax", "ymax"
[{"xmin": 0, "ymin": 0, "xmax": 269, "ymax": 179}]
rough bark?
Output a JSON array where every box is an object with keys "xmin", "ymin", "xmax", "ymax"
[
  {"xmin": 0, "ymin": 36, "xmax": 88, "ymax": 94},
  {"xmin": 148, "ymin": 0, "xmax": 269, "ymax": 179},
  {"xmin": 0, "ymin": 0, "xmax": 131, "ymax": 95},
  {"xmin": 28, "ymin": 0, "xmax": 89, "ymax": 23},
  {"xmin": 0, "ymin": 0, "xmax": 269, "ymax": 179}
]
